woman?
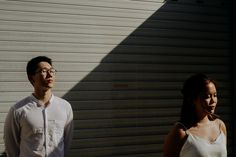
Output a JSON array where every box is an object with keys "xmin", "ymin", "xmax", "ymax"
[{"xmin": 163, "ymin": 74, "xmax": 227, "ymax": 157}]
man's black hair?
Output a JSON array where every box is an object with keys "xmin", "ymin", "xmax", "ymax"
[{"xmin": 26, "ymin": 56, "xmax": 52, "ymax": 76}]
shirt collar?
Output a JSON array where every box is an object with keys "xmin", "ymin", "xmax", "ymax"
[{"xmin": 30, "ymin": 93, "xmax": 54, "ymax": 107}]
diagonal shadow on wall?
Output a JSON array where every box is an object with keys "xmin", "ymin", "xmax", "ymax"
[{"xmin": 61, "ymin": 0, "xmax": 230, "ymax": 156}]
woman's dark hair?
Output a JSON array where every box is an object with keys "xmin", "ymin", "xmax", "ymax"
[{"xmin": 180, "ymin": 73, "xmax": 217, "ymax": 127}]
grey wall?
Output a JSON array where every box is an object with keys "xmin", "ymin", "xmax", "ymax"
[{"xmin": 0, "ymin": 0, "xmax": 232, "ymax": 156}]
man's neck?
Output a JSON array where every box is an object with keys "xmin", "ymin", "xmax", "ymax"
[{"xmin": 33, "ymin": 89, "xmax": 52, "ymax": 106}]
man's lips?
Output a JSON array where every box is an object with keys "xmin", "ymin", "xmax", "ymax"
[{"xmin": 46, "ymin": 79, "xmax": 53, "ymax": 83}]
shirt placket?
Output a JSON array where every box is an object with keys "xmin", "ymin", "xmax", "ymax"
[{"xmin": 43, "ymin": 107, "xmax": 48, "ymax": 157}]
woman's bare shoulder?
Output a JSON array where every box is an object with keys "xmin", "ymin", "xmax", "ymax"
[
  {"xmin": 163, "ymin": 123, "xmax": 188, "ymax": 157},
  {"xmin": 164, "ymin": 123, "xmax": 188, "ymax": 147}
]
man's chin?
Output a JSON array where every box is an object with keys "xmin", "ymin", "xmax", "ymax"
[{"xmin": 43, "ymin": 85, "xmax": 54, "ymax": 90}]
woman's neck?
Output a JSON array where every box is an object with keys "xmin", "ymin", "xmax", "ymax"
[{"xmin": 197, "ymin": 115, "xmax": 211, "ymax": 125}]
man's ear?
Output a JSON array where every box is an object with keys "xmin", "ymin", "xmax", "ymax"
[{"xmin": 28, "ymin": 75, "xmax": 35, "ymax": 85}]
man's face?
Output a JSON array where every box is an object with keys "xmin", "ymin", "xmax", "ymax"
[{"xmin": 31, "ymin": 61, "xmax": 56, "ymax": 90}]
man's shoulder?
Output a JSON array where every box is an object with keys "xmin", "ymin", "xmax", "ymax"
[
  {"xmin": 53, "ymin": 95, "xmax": 67, "ymax": 102},
  {"xmin": 13, "ymin": 96, "xmax": 33, "ymax": 109},
  {"xmin": 53, "ymin": 95, "xmax": 71, "ymax": 106},
  {"xmin": 8, "ymin": 96, "xmax": 34, "ymax": 115}
]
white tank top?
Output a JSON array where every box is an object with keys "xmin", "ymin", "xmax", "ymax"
[{"xmin": 180, "ymin": 125, "xmax": 227, "ymax": 157}]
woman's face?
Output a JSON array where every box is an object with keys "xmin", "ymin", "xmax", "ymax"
[{"xmin": 194, "ymin": 82, "xmax": 218, "ymax": 115}]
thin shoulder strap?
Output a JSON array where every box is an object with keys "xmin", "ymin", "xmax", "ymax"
[
  {"xmin": 175, "ymin": 122, "xmax": 189, "ymax": 135},
  {"xmin": 217, "ymin": 119, "xmax": 226, "ymax": 135}
]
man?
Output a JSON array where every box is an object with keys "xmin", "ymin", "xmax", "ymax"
[{"xmin": 4, "ymin": 56, "xmax": 73, "ymax": 157}]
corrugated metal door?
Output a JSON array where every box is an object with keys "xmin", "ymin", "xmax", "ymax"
[{"xmin": 0, "ymin": 0, "xmax": 231, "ymax": 156}]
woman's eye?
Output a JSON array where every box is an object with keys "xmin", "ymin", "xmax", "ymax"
[{"xmin": 202, "ymin": 94, "xmax": 210, "ymax": 99}]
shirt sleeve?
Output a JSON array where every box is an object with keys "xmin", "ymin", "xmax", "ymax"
[
  {"xmin": 64, "ymin": 102, "xmax": 74, "ymax": 157},
  {"xmin": 4, "ymin": 107, "xmax": 21, "ymax": 157}
]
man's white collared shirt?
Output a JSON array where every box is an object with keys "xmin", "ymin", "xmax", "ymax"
[{"xmin": 4, "ymin": 94, "xmax": 73, "ymax": 157}]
